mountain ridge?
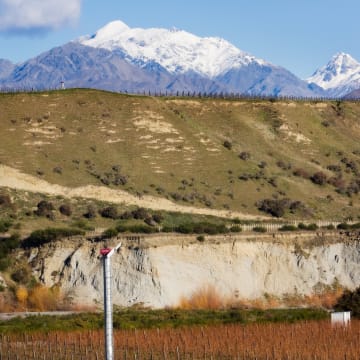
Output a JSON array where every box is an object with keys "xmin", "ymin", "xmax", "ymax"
[{"xmin": 0, "ymin": 20, "xmax": 358, "ymax": 97}]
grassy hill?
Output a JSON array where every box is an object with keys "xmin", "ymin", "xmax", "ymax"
[{"xmin": 0, "ymin": 89, "xmax": 360, "ymax": 220}]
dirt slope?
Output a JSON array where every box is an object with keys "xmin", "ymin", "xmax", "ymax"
[{"xmin": 0, "ymin": 164, "xmax": 266, "ymax": 220}]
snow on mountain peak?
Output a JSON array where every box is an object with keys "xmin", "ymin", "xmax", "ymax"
[
  {"xmin": 79, "ymin": 20, "xmax": 267, "ymax": 78},
  {"xmin": 330, "ymin": 52, "xmax": 359, "ymax": 74},
  {"xmin": 307, "ymin": 52, "xmax": 360, "ymax": 91},
  {"xmin": 91, "ymin": 20, "xmax": 130, "ymax": 41}
]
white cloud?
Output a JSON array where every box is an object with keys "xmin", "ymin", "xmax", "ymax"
[{"xmin": 0, "ymin": 0, "xmax": 81, "ymax": 33}]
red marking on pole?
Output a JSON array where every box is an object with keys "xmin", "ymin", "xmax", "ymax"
[{"xmin": 100, "ymin": 248, "xmax": 112, "ymax": 256}]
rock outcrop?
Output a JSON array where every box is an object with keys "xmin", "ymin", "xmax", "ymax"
[{"xmin": 24, "ymin": 232, "xmax": 360, "ymax": 308}]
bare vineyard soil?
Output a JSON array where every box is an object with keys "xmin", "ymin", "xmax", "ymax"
[{"xmin": 0, "ymin": 320, "xmax": 358, "ymax": 359}]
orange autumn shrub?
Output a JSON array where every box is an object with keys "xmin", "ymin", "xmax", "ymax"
[
  {"xmin": 28, "ymin": 285, "xmax": 63, "ymax": 311},
  {"xmin": 178, "ymin": 285, "xmax": 226, "ymax": 309}
]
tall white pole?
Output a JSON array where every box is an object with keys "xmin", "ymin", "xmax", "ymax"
[
  {"xmin": 103, "ymin": 253, "xmax": 113, "ymax": 360},
  {"xmin": 101, "ymin": 243, "xmax": 121, "ymax": 360}
]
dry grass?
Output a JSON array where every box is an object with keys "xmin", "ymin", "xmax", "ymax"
[
  {"xmin": 0, "ymin": 90, "xmax": 359, "ymax": 219},
  {"xmin": 178, "ymin": 285, "xmax": 225, "ymax": 309},
  {"xmin": 0, "ymin": 284, "xmax": 68, "ymax": 312},
  {"xmin": 177, "ymin": 285, "xmax": 345, "ymax": 310}
]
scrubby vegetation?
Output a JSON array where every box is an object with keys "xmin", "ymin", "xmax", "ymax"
[
  {"xmin": 0, "ymin": 90, "xmax": 360, "ymax": 219},
  {"xmin": 22, "ymin": 228, "xmax": 85, "ymax": 248},
  {"xmin": 297, "ymin": 223, "xmax": 318, "ymax": 231},
  {"xmin": 164, "ymin": 222, "xmax": 229, "ymax": 234},
  {"xmin": 256, "ymin": 198, "xmax": 307, "ymax": 218},
  {"xmin": 336, "ymin": 222, "xmax": 360, "ymax": 230},
  {"xmin": 0, "ymin": 220, "xmax": 11, "ymax": 233},
  {"xmin": 335, "ymin": 287, "xmax": 360, "ymax": 318},
  {"xmin": 0, "ymin": 307, "xmax": 328, "ymax": 334},
  {"xmin": 0, "ymin": 234, "xmax": 20, "ymax": 271},
  {"xmin": 253, "ymin": 226, "xmax": 267, "ymax": 233}
]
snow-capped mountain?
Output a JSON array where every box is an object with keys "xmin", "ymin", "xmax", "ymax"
[
  {"xmin": 79, "ymin": 20, "xmax": 268, "ymax": 78},
  {"xmin": 0, "ymin": 42, "xmax": 225, "ymax": 94},
  {"xmin": 307, "ymin": 53, "xmax": 360, "ymax": 97},
  {"xmin": 0, "ymin": 20, "xmax": 336, "ymax": 97}
]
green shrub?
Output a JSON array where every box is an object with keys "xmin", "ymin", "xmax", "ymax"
[
  {"xmin": 119, "ymin": 211, "xmax": 133, "ymax": 220},
  {"xmin": 161, "ymin": 226, "xmax": 173, "ymax": 233},
  {"xmin": 102, "ymin": 228, "xmax": 119, "ymax": 239},
  {"xmin": 336, "ymin": 222, "xmax": 360, "ymax": 230},
  {"xmin": 253, "ymin": 226, "xmax": 267, "ymax": 233},
  {"xmin": 256, "ymin": 199, "xmax": 289, "ymax": 217},
  {"xmin": 278, "ymin": 225, "xmax": 297, "ymax": 232},
  {"xmin": 334, "ymin": 287, "xmax": 360, "ymax": 318},
  {"xmin": 306, "ymin": 223, "xmax": 318, "ymax": 231},
  {"xmin": 298, "ymin": 223, "xmax": 318, "ymax": 231},
  {"xmin": 115, "ymin": 224, "xmax": 127, "ymax": 233},
  {"xmin": 175, "ymin": 222, "xmax": 229, "ymax": 235},
  {"xmin": 0, "ymin": 234, "xmax": 20, "ymax": 270},
  {"xmin": 22, "ymin": 228, "xmax": 85, "ymax": 248},
  {"xmin": 11, "ymin": 266, "xmax": 31, "ymax": 284},
  {"xmin": 152, "ymin": 213, "xmax": 164, "ymax": 224},
  {"xmin": 176, "ymin": 223, "xmax": 194, "ymax": 234},
  {"xmin": 0, "ymin": 257, "xmax": 11, "ymax": 271},
  {"xmin": 196, "ymin": 235, "xmax": 205, "ymax": 242},
  {"xmin": 230, "ymin": 225, "xmax": 242, "ymax": 233},
  {"xmin": 0, "ymin": 220, "xmax": 11, "ymax": 233},
  {"xmin": 100, "ymin": 206, "xmax": 118, "ymax": 219},
  {"xmin": 83, "ymin": 205, "xmax": 97, "ymax": 219},
  {"xmin": 131, "ymin": 207, "xmax": 150, "ymax": 220},
  {"xmin": 59, "ymin": 204, "xmax": 72, "ymax": 216},
  {"xmin": 337, "ymin": 223, "xmax": 350, "ymax": 230},
  {"xmin": 34, "ymin": 200, "xmax": 54, "ymax": 218},
  {"xmin": 239, "ymin": 151, "xmax": 251, "ymax": 161},
  {"xmin": 223, "ymin": 140, "xmax": 232, "ymax": 150},
  {"xmin": 0, "ymin": 194, "xmax": 12, "ymax": 207},
  {"xmin": 310, "ymin": 171, "xmax": 327, "ymax": 186}
]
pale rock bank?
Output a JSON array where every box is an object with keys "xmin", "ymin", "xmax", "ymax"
[{"xmin": 24, "ymin": 233, "xmax": 360, "ymax": 308}]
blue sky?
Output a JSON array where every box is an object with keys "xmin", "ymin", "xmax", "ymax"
[{"xmin": 0, "ymin": 0, "xmax": 359, "ymax": 79}]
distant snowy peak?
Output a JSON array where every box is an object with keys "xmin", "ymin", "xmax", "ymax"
[
  {"xmin": 79, "ymin": 20, "xmax": 269, "ymax": 78},
  {"xmin": 307, "ymin": 52, "xmax": 360, "ymax": 91},
  {"xmin": 89, "ymin": 20, "xmax": 130, "ymax": 42}
]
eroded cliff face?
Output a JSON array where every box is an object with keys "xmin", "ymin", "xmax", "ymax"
[{"xmin": 24, "ymin": 232, "xmax": 360, "ymax": 308}]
